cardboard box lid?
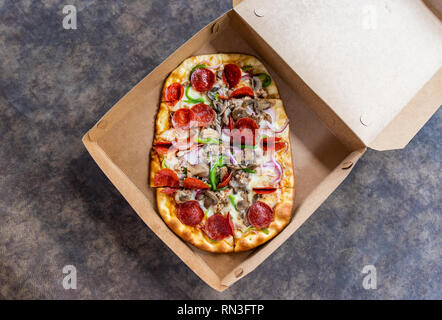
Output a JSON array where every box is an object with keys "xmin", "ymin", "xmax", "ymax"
[{"xmin": 233, "ymin": 0, "xmax": 442, "ymax": 150}]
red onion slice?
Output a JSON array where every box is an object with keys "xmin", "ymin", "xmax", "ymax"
[
  {"xmin": 195, "ymin": 189, "xmax": 204, "ymax": 200},
  {"xmin": 240, "ymin": 74, "xmax": 252, "ymax": 81},
  {"xmin": 263, "ymin": 107, "xmax": 275, "ymax": 123},
  {"xmin": 227, "ymin": 150, "xmax": 238, "ymax": 166},
  {"xmin": 206, "ymin": 64, "xmax": 221, "ymax": 70},
  {"xmin": 262, "ymin": 159, "xmax": 283, "ymax": 184}
]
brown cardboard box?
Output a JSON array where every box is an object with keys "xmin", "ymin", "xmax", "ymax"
[{"xmin": 82, "ymin": 0, "xmax": 442, "ymax": 291}]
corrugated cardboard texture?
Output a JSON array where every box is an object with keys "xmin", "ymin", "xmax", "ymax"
[
  {"xmin": 235, "ymin": 0, "xmax": 442, "ymax": 147},
  {"xmin": 83, "ymin": 11, "xmax": 364, "ymax": 291}
]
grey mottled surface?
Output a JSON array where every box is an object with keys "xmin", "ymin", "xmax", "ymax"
[{"xmin": 0, "ymin": 0, "xmax": 441, "ymax": 299}]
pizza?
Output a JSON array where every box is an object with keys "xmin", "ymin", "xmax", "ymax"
[{"xmin": 150, "ymin": 54, "xmax": 295, "ymax": 252}]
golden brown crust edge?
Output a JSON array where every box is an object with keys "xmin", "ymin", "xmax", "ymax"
[
  {"xmin": 156, "ymin": 189, "xmax": 234, "ymax": 253},
  {"xmin": 234, "ymin": 187, "xmax": 295, "ymax": 252},
  {"xmin": 161, "ymin": 53, "xmax": 280, "ymax": 101}
]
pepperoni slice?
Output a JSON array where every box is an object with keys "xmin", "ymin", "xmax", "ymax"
[
  {"xmin": 154, "ymin": 141, "xmax": 174, "ymax": 155},
  {"xmin": 205, "ymin": 214, "xmax": 233, "ymax": 241},
  {"xmin": 247, "ymin": 201, "xmax": 274, "ymax": 229},
  {"xmin": 165, "ymin": 83, "xmax": 184, "ymax": 106},
  {"xmin": 223, "ymin": 64, "xmax": 241, "ymax": 89},
  {"xmin": 191, "ymin": 103, "xmax": 215, "ymax": 127},
  {"xmin": 172, "ymin": 108, "xmax": 195, "ymax": 129},
  {"xmin": 253, "ymin": 188, "xmax": 277, "ymax": 194},
  {"xmin": 233, "ymin": 117, "xmax": 259, "ymax": 146},
  {"xmin": 262, "ymin": 137, "xmax": 287, "ymax": 152},
  {"xmin": 229, "ymin": 87, "xmax": 254, "ymax": 99},
  {"xmin": 191, "ymin": 68, "xmax": 215, "ymax": 92},
  {"xmin": 154, "ymin": 169, "xmax": 180, "ymax": 188},
  {"xmin": 216, "ymin": 171, "xmax": 233, "ymax": 189},
  {"xmin": 235, "ymin": 117, "xmax": 259, "ymax": 131},
  {"xmin": 183, "ymin": 177, "xmax": 210, "ymax": 190},
  {"xmin": 176, "ymin": 200, "xmax": 204, "ymax": 226},
  {"xmin": 161, "ymin": 187, "xmax": 178, "ymax": 194}
]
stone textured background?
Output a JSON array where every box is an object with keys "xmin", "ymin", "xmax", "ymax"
[{"xmin": 0, "ymin": 0, "xmax": 440, "ymax": 299}]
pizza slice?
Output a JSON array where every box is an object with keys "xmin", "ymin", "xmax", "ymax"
[
  {"xmin": 150, "ymin": 98, "xmax": 294, "ymax": 189},
  {"xmin": 156, "ymin": 186, "xmax": 294, "ymax": 252},
  {"xmin": 161, "ymin": 54, "xmax": 280, "ymax": 110}
]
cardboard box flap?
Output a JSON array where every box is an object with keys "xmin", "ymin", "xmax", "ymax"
[{"xmin": 234, "ymin": 0, "xmax": 442, "ymax": 149}]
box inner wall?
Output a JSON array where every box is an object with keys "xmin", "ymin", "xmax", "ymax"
[{"xmin": 96, "ymin": 14, "xmax": 353, "ymax": 280}]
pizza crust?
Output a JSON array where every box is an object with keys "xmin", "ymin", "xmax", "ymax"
[
  {"xmin": 161, "ymin": 54, "xmax": 280, "ymax": 101},
  {"xmin": 234, "ymin": 187, "xmax": 295, "ymax": 252},
  {"xmin": 218, "ymin": 53, "xmax": 280, "ymax": 99},
  {"xmin": 156, "ymin": 189, "xmax": 234, "ymax": 253}
]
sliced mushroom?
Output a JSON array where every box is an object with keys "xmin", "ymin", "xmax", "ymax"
[
  {"xmin": 213, "ymin": 100, "xmax": 224, "ymax": 113},
  {"xmin": 256, "ymin": 99, "xmax": 272, "ymax": 110},
  {"xmin": 222, "ymin": 108, "xmax": 231, "ymax": 126},
  {"xmin": 203, "ymin": 190, "xmax": 219, "ymax": 207},
  {"xmin": 231, "ymin": 99, "xmax": 243, "ymax": 109},
  {"xmin": 256, "ymin": 88, "xmax": 268, "ymax": 98},
  {"xmin": 262, "ymin": 112, "xmax": 272, "ymax": 123},
  {"xmin": 252, "ymin": 76, "xmax": 262, "ymax": 91},
  {"xmin": 208, "ymin": 86, "xmax": 220, "ymax": 101},
  {"xmin": 243, "ymin": 99, "xmax": 257, "ymax": 110},
  {"xmin": 253, "ymin": 193, "xmax": 262, "ymax": 203},
  {"xmin": 175, "ymin": 190, "xmax": 193, "ymax": 203},
  {"xmin": 234, "ymin": 170, "xmax": 249, "ymax": 187},
  {"xmin": 236, "ymin": 198, "xmax": 250, "ymax": 212},
  {"xmin": 218, "ymin": 166, "xmax": 228, "ymax": 182},
  {"xmin": 187, "ymin": 163, "xmax": 210, "ymax": 178},
  {"xmin": 231, "ymin": 107, "xmax": 249, "ymax": 121}
]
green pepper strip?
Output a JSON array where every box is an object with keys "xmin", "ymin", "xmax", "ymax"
[
  {"xmin": 240, "ymin": 144, "xmax": 256, "ymax": 150},
  {"xmin": 241, "ymin": 168, "xmax": 255, "ymax": 174},
  {"xmin": 244, "ymin": 226, "xmax": 255, "ymax": 233},
  {"xmin": 161, "ymin": 159, "xmax": 168, "ymax": 168},
  {"xmin": 229, "ymin": 195, "xmax": 237, "ymax": 211},
  {"xmin": 190, "ymin": 64, "xmax": 206, "ymax": 77},
  {"xmin": 195, "ymin": 137, "xmax": 222, "ymax": 145},
  {"xmin": 209, "ymin": 156, "xmax": 226, "ymax": 190},
  {"xmin": 183, "ymin": 86, "xmax": 204, "ymax": 104},
  {"xmin": 256, "ymin": 73, "xmax": 272, "ymax": 87},
  {"xmin": 261, "ymin": 228, "xmax": 269, "ymax": 235},
  {"xmin": 241, "ymin": 65, "xmax": 253, "ymax": 71}
]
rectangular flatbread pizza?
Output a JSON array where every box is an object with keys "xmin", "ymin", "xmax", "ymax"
[{"xmin": 150, "ymin": 54, "xmax": 295, "ymax": 252}]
